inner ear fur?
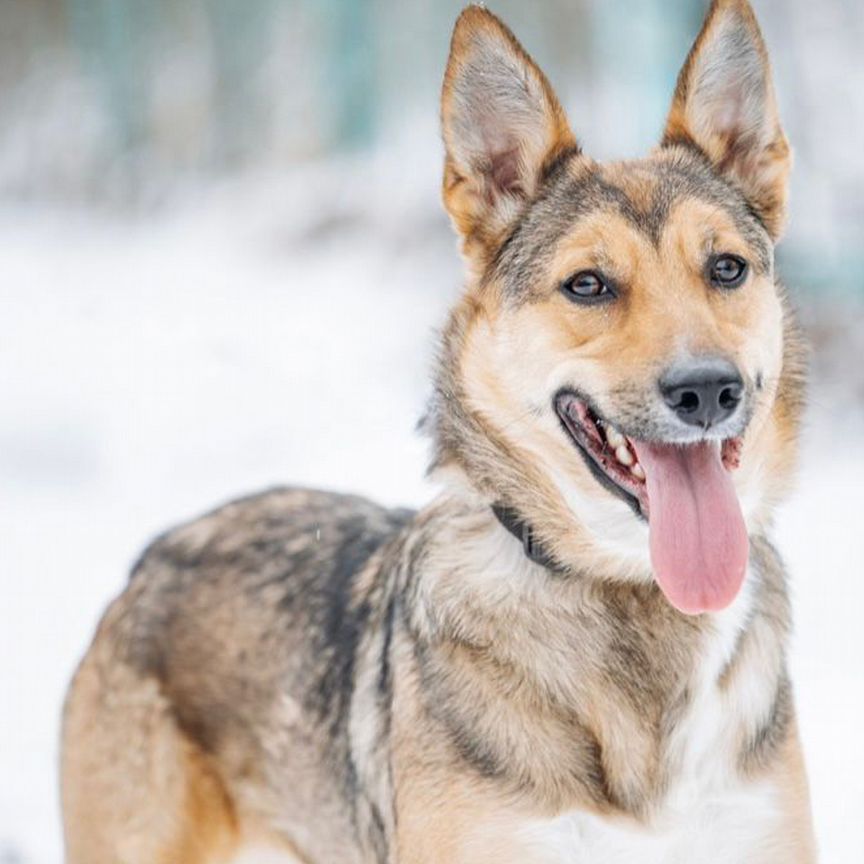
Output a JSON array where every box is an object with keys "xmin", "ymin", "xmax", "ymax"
[
  {"xmin": 662, "ymin": 0, "xmax": 791, "ymax": 238},
  {"xmin": 441, "ymin": 6, "xmax": 577, "ymax": 260}
]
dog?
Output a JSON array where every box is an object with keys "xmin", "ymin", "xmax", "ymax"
[{"xmin": 61, "ymin": 2, "xmax": 817, "ymax": 861}]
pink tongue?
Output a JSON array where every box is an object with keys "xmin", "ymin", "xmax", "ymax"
[{"xmin": 631, "ymin": 441, "xmax": 748, "ymax": 615}]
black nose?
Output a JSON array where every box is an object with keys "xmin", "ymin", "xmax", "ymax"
[{"xmin": 659, "ymin": 359, "xmax": 744, "ymax": 429}]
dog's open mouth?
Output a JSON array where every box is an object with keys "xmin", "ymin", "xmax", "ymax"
[{"xmin": 555, "ymin": 392, "xmax": 749, "ymax": 615}]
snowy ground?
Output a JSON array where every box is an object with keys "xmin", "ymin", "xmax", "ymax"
[{"xmin": 1, "ymin": 158, "xmax": 862, "ymax": 862}]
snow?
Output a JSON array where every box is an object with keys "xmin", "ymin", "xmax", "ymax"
[{"xmin": 1, "ymin": 157, "xmax": 862, "ymax": 862}]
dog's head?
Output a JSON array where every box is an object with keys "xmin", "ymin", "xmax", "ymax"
[{"xmin": 430, "ymin": 1, "xmax": 806, "ymax": 614}]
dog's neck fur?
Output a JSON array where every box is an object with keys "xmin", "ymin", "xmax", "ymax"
[{"xmin": 397, "ymin": 483, "xmax": 791, "ymax": 819}]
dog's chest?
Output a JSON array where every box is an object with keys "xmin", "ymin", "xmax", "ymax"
[
  {"xmin": 497, "ymin": 587, "xmax": 781, "ymax": 863},
  {"xmin": 511, "ymin": 690, "xmax": 781, "ymax": 864}
]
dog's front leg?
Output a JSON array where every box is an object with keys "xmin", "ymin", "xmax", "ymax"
[{"xmin": 757, "ymin": 720, "xmax": 818, "ymax": 863}]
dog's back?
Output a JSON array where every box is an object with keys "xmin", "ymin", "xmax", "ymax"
[{"xmin": 62, "ymin": 488, "xmax": 412, "ymax": 864}]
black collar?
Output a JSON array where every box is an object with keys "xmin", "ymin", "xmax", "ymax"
[{"xmin": 491, "ymin": 504, "xmax": 562, "ymax": 572}]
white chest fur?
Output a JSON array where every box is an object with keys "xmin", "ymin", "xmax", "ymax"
[{"xmin": 515, "ymin": 778, "xmax": 780, "ymax": 864}]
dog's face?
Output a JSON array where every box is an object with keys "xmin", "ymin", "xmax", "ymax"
[{"xmin": 435, "ymin": 2, "xmax": 803, "ymax": 614}]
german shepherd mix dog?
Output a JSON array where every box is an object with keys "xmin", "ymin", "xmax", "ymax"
[{"xmin": 62, "ymin": 2, "xmax": 816, "ymax": 861}]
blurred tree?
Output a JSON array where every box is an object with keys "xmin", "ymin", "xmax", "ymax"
[
  {"xmin": 318, "ymin": 0, "xmax": 375, "ymax": 149},
  {"xmin": 206, "ymin": 0, "xmax": 278, "ymax": 166},
  {"xmin": 0, "ymin": 0, "xmax": 64, "ymax": 85},
  {"xmin": 65, "ymin": 0, "xmax": 156, "ymax": 155}
]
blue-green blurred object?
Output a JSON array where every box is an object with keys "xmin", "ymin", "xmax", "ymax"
[{"xmin": 0, "ymin": 0, "xmax": 860, "ymax": 296}]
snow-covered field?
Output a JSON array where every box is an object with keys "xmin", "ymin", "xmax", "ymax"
[{"xmin": 1, "ymin": 158, "xmax": 862, "ymax": 862}]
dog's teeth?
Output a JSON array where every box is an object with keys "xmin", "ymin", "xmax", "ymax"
[
  {"xmin": 615, "ymin": 444, "xmax": 633, "ymax": 466},
  {"xmin": 606, "ymin": 426, "xmax": 625, "ymax": 449},
  {"xmin": 631, "ymin": 462, "xmax": 645, "ymax": 480}
]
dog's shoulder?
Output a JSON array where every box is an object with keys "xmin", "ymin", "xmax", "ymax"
[
  {"xmin": 130, "ymin": 486, "xmax": 414, "ymax": 584},
  {"xmin": 116, "ymin": 486, "xmax": 414, "ymax": 657},
  {"xmin": 89, "ymin": 487, "xmax": 413, "ymax": 746}
]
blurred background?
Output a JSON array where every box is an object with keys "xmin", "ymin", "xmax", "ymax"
[{"xmin": 0, "ymin": 1, "xmax": 861, "ymax": 862}]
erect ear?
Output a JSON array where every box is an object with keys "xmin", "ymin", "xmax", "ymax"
[
  {"xmin": 662, "ymin": 0, "xmax": 791, "ymax": 238},
  {"xmin": 441, "ymin": 6, "xmax": 576, "ymax": 260}
]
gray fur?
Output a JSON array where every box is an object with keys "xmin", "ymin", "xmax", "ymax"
[{"xmin": 494, "ymin": 148, "xmax": 773, "ymax": 305}]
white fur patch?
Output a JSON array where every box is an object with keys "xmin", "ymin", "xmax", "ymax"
[
  {"xmin": 231, "ymin": 844, "xmax": 304, "ymax": 864},
  {"xmin": 516, "ymin": 778, "xmax": 780, "ymax": 864},
  {"xmin": 552, "ymin": 461, "xmax": 653, "ymax": 572}
]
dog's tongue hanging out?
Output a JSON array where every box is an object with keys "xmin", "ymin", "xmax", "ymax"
[{"xmin": 631, "ymin": 440, "xmax": 749, "ymax": 615}]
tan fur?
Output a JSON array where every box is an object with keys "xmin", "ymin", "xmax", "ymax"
[
  {"xmin": 770, "ymin": 723, "xmax": 818, "ymax": 864},
  {"xmin": 62, "ymin": 612, "xmax": 239, "ymax": 864},
  {"xmin": 458, "ymin": 185, "xmax": 791, "ymax": 549}
]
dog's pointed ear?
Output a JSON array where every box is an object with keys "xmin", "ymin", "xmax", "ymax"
[
  {"xmin": 662, "ymin": 0, "xmax": 791, "ymax": 238},
  {"xmin": 441, "ymin": 6, "xmax": 576, "ymax": 259}
]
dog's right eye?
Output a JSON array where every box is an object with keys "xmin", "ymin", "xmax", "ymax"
[{"xmin": 560, "ymin": 271, "xmax": 613, "ymax": 303}]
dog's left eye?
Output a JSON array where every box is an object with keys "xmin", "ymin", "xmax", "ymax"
[
  {"xmin": 708, "ymin": 254, "xmax": 748, "ymax": 288},
  {"xmin": 560, "ymin": 271, "xmax": 612, "ymax": 303}
]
